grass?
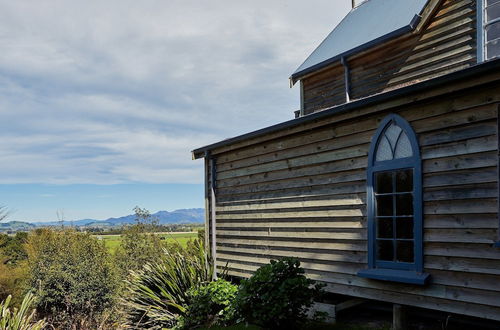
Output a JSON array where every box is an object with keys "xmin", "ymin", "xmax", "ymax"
[{"xmin": 95, "ymin": 232, "xmax": 198, "ymax": 253}]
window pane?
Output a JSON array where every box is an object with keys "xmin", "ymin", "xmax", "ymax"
[
  {"xmin": 396, "ymin": 217, "xmax": 414, "ymax": 239},
  {"xmin": 394, "ymin": 132, "xmax": 413, "ymax": 159},
  {"xmin": 396, "ymin": 240, "xmax": 414, "ymax": 263},
  {"xmin": 487, "ymin": 2, "xmax": 500, "ymax": 22},
  {"xmin": 396, "ymin": 194, "xmax": 413, "ymax": 216},
  {"xmin": 376, "ymin": 136, "xmax": 393, "ymax": 161},
  {"xmin": 395, "ymin": 169, "xmax": 413, "ymax": 192},
  {"xmin": 377, "ymin": 240, "xmax": 394, "ymax": 261},
  {"xmin": 487, "ymin": 0, "xmax": 500, "ymax": 6},
  {"xmin": 375, "ymin": 172, "xmax": 393, "ymax": 193},
  {"xmin": 376, "ymin": 195, "xmax": 393, "ymax": 216},
  {"xmin": 487, "ymin": 39, "xmax": 500, "ymax": 59},
  {"xmin": 384, "ymin": 123, "xmax": 402, "ymax": 149},
  {"xmin": 486, "ymin": 21, "xmax": 500, "ymax": 42},
  {"xmin": 377, "ymin": 218, "xmax": 393, "ymax": 239}
]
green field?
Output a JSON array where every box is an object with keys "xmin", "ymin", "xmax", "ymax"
[{"xmin": 95, "ymin": 232, "xmax": 198, "ymax": 253}]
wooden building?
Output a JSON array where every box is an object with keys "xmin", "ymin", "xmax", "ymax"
[{"xmin": 192, "ymin": 0, "xmax": 500, "ymax": 322}]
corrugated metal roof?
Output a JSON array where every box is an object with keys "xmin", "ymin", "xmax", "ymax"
[{"xmin": 291, "ymin": 0, "xmax": 429, "ymax": 82}]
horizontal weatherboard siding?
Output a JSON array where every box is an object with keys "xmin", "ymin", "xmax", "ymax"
[
  {"xmin": 203, "ymin": 71, "xmax": 500, "ymax": 321},
  {"xmin": 301, "ymin": 0, "xmax": 477, "ymax": 115}
]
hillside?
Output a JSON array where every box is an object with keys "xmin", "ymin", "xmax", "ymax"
[{"xmin": 0, "ymin": 208, "xmax": 204, "ymax": 232}]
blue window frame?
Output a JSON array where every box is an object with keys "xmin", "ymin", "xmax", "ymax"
[
  {"xmin": 478, "ymin": 0, "xmax": 500, "ymax": 62},
  {"xmin": 358, "ymin": 114, "xmax": 430, "ymax": 285}
]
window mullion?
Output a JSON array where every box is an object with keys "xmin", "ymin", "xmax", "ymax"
[{"xmin": 485, "ymin": 16, "xmax": 500, "ymax": 27}]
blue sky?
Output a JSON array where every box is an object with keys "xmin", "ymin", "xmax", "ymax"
[
  {"xmin": 0, "ymin": 0, "xmax": 350, "ymax": 222},
  {"xmin": 0, "ymin": 184, "xmax": 203, "ymax": 222}
]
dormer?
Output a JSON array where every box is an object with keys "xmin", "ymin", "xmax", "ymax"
[{"xmin": 292, "ymin": 0, "xmax": 499, "ymax": 117}]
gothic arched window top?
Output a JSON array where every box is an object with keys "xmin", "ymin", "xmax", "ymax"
[
  {"xmin": 368, "ymin": 115, "xmax": 421, "ymax": 170},
  {"xmin": 375, "ymin": 122, "xmax": 413, "ymax": 162}
]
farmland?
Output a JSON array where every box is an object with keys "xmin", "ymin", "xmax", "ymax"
[{"xmin": 95, "ymin": 231, "xmax": 199, "ymax": 253}]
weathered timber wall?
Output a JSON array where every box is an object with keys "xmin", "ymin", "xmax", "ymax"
[
  {"xmin": 302, "ymin": 0, "xmax": 477, "ymax": 115},
  {"xmin": 206, "ymin": 78, "xmax": 500, "ymax": 320}
]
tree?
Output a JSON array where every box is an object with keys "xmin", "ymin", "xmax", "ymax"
[
  {"xmin": 114, "ymin": 207, "xmax": 164, "ymax": 275},
  {"xmin": 26, "ymin": 228, "xmax": 118, "ymax": 328},
  {"xmin": 0, "ymin": 232, "xmax": 28, "ymax": 264}
]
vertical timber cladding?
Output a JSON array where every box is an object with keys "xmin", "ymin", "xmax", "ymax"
[
  {"xmin": 302, "ymin": 0, "xmax": 478, "ymax": 115},
  {"xmin": 211, "ymin": 80, "xmax": 500, "ymax": 321}
]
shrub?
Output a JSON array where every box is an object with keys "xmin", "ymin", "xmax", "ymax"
[
  {"xmin": 177, "ymin": 279, "xmax": 238, "ymax": 329},
  {"xmin": 114, "ymin": 207, "xmax": 165, "ymax": 275},
  {"xmin": 0, "ymin": 292, "xmax": 46, "ymax": 330},
  {"xmin": 233, "ymin": 257, "xmax": 325, "ymax": 329},
  {"xmin": 0, "ymin": 232, "xmax": 28, "ymax": 265},
  {"xmin": 26, "ymin": 228, "xmax": 118, "ymax": 328},
  {"xmin": 122, "ymin": 239, "xmax": 213, "ymax": 329},
  {"xmin": 0, "ymin": 260, "xmax": 28, "ymax": 305}
]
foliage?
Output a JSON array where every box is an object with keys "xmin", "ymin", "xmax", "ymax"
[
  {"xmin": 0, "ymin": 232, "xmax": 28, "ymax": 265},
  {"xmin": 122, "ymin": 238, "xmax": 214, "ymax": 329},
  {"xmin": 0, "ymin": 260, "xmax": 28, "ymax": 306},
  {"xmin": 233, "ymin": 257, "xmax": 325, "ymax": 329},
  {"xmin": 177, "ymin": 279, "xmax": 238, "ymax": 329},
  {"xmin": 0, "ymin": 232, "xmax": 29, "ymax": 305},
  {"xmin": 25, "ymin": 228, "xmax": 118, "ymax": 328},
  {"xmin": 114, "ymin": 207, "xmax": 165, "ymax": 274},
  {"xmin": 0, "ymin": 292, "xmax": 46, "ymax": 330}
]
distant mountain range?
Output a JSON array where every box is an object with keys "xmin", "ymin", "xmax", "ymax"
[{"xmin": 0, "ymin": 208, "xmax": 204, "ymax": 231}]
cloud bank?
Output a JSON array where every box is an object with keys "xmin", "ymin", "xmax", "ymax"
[{"xmin": 0, "ymin": 0, "xmax": 350, "ymax": 184}]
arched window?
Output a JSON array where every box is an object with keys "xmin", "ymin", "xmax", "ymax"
[{"xmin": 358, "ymin": 114, "xmax": 429, "ymax": 285}]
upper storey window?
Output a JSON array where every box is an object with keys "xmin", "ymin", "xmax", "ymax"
[{"xmin": 480, "ymin": 0, "xmax": 500, "ymax": 60}]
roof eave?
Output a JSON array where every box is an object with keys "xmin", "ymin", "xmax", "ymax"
[
  {"xmin": 290, "ymin": 14, "xmax": 421, "ymax": 84},
  {"xmin": 192, "ymin": 58, "xmax": 500, "ymax": 159}
]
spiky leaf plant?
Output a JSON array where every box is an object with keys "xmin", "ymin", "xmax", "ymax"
[
  {"xmin": 0, "ymin": 292, "xmax": 46, "ymax": 330},
  {"xmin": 122, "ymin": 239, "xmax": 214, "ymax": 329}
]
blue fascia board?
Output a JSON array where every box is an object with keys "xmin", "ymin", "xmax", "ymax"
[
  {"xmin": 494, "ymin": 241, "xmax": 500, "ymax": 248},
  {"xmin": 358, "ymin": 268, "xmax": 431, "ymax": 285}
]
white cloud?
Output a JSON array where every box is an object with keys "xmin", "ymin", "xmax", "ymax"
[{"xmin": 0, "ymin": 0, "xmax": 351, "ymax": 184}]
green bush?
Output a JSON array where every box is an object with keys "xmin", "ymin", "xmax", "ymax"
[
  {"xmin": 177, "ymin": 279, "xmax": 238, "ymax": 329},
  {"xmin": 0, "ymin": 232, "xmax": 28, "ymax": 265},
  {"xmin": 114, "ymin": 207, "xmax": 165, "ymax": 275},
  {"xmin": 233, "ymin": 257, "xmax": 325, "ymax": 329},
  {"xmin": 0, "ymin": 292, "xmax": 46, "ymax": 330},
  {"xmin": 0, "ymin": 232, "xmax": 29, "ymax": 305},
  {"xmin": 122, "ymin": 239, "xmax": 214, "ymax": 329},
  {"xmin": 0, "ymin": 260, "xmax": 28, "ymax": 306},
  {"xmin": 26, "ymin": 228, "xmax": 118, "ymax": 328}
]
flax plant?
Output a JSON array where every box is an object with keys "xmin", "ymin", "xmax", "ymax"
[
  {"xmin": 122, "ymin": 239, "xmax": 214, "ymax": 329},
  {"xmin": 0, "ymin": 292, "xmax": 46, "ymax": 330}
]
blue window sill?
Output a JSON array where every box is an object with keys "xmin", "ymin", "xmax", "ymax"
[
  {"xmin": 494, "ymin": 241, "xmax": 500, "ymax": 248},
  {"xmin": 358, "ymin": 268, "xmax": 430, "ymax": 285}
]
